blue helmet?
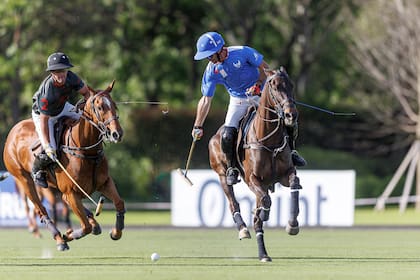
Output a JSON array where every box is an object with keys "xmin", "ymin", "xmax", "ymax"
[{"xmin": 194, "ymin": 32, "xmax": 225, "ymax": 60}]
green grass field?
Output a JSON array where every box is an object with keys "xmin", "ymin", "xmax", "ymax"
[
  {"xmin": 1, "ymin": 208, "xmax": 420, "ymax": 280},
  {"xmin": 99, "ymin": 206, "xmax": 420, "ymax": 226}
]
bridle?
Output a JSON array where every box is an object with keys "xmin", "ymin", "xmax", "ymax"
[
  {"xmin": 253, "ymin": 69, "xmax": 296, "ymax": 144},
  {"xmin": 61, "ymin": 92, "xmax": 120, "ymax": 157},
  {"xmin": 85, "ymin": 91, "xmax": 120, "ymax": 142}
]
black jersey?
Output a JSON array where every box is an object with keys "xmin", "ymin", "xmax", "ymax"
[{"xmin": 33, "ymin": 71, "xmax": 84, "ymax": 116}]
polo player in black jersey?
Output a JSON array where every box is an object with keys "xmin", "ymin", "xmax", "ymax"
[{"xmin": 31, "ymin": 52, "xmax": 90, "ymax": 188}]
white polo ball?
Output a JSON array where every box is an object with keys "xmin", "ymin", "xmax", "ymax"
[{"xmin": 151, "ymin": 252, "xmax": 160, "ymax": 262}]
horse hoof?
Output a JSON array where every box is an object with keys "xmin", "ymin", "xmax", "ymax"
[
  {"xmin": 57, "ymin": 242, "xmax": 70, "ymax": 251},
  {"xmin": 92, "ymin": 224, "xmax": 102, "ymax": 235},
  {"xmin": 62, "ymin": 232, "xmax": 74, "ymax": 242},
  {"xmin": 62, "ymin": 234, "xmax": 70, "ymax": 242},
  {"xmin": 109, "ymin": 229, "xmax": 122, "ymax": 240},
  {"xmin": 285, "ymin": 223, "xmax": 299, "ymax": 235},
  {"xmin": 238, "ymin": 228, "xmax": 251, "ymax": 240},
  {"xmin": 260, "ymin": 256, "xmax": 272, "ymax": 262}
]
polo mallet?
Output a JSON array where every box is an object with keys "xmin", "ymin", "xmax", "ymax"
[
  {"xmin": 177, "ymin": 136, "xmax": 198, "ymax": 186},
  {"xmin": 295, "ymin": 101, "xmax": 356, "ymax": 116},
  {"xmin": 54, "ymin": 157, "xmax": 105, "ymax": 216}
]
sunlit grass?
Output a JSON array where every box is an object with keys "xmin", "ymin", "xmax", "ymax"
[
  {"xmin": 91, "ymin": 206, "xmax": 420, "ymax": 227},
  {"xmin": 1, "ymin": 227, "xmax": 420, "ymax": 280}
]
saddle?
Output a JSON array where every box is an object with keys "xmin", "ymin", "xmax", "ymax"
[{"xmin": 236, "ymin": 106, "xmax": 257, "ymax": 166}]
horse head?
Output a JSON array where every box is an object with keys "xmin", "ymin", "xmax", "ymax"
[
  {"xmin": 85, "ymin": 80, "xmax": 123, "ymax": 143},
  {"xmin": 264, "ymin": 67, "xmax": 298, "ymax": 127}
]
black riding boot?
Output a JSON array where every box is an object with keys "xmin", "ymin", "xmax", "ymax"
[
  {"xmin": 287, "ymin": 124, "xmax": 307, "ymax": 167},
  {"xmin": 221, "ymin": 126, "xmax": 240, "ymax": 185},
  {"xmin": 31, "ymin": 151, "xmax": 52, "ymax": 188}
]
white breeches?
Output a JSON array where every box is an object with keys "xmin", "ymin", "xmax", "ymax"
[
  {"xmin": 32, "ymin": 102, "xmax": 81, "ymax": 150},
  {"xmin": 224, "ymin": 95, "xmax": 260, "ymax": 128}
]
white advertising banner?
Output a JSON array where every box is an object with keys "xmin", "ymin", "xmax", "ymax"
[
  {"xmin": 0, "ymin": 175, "xmax": 28, "ymax": 226},
  {"xmin": 171, "ymin": 169, "xmax": 355, "ymax": 227}
]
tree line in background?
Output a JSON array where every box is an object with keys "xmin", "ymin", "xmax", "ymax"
[{"xmin": 1, "ymin": 0, "xmax": 419, "ymax": 202}]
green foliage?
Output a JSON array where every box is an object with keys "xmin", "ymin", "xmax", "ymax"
[{"xmin": 0, "ymin": 0, "xmax": 410, "ymax": 203}]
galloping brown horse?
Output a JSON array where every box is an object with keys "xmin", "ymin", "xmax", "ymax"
[
  {"xmin": 209, "ymin": 67, "xmax": 302, "ymax": 262},
  {"xmin": 3, "ymin": 80, "xmax": 125, "ymax": 251}
]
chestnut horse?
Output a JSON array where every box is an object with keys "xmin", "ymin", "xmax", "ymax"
[
  {"xmin": 3, "ymin": 80, "xmax": 125, "ymax": 251},
  {"xmin": 209, "ymin": 67, "xmax": 302, "ymax": 262}
]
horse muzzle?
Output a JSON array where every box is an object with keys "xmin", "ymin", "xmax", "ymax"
[
  {"xmin": 284, "ymin": 111, "xmax": 297, "ymax": 127},
  {"xmin": 106, "ymin": 128, "xmax": 123, "ymax": 143}
]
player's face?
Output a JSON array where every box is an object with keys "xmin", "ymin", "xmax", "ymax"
[
  {"xmin": 207, "ymin": 47, "xmax": 227, "ymax": 64},
  {"xmin": 51, "ymin": 69, "xmax": 68, "ymax": 86}
]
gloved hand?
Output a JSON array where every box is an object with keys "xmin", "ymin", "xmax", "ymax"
[
  {"xmin": 44, "ymin": 145, "xmax": 57, "ymax": 161},
  {"xmin": 246, "ymin": 83, "xmax": 261, "ymax": 96},
  {"xmin": 192, "ymin": 126, "xmax": 203, "ymax": 141}
]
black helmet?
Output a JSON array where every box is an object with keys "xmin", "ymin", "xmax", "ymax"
[{"xmin": 46, "ymin": 52, "xmax": 73, "ymax": 71}]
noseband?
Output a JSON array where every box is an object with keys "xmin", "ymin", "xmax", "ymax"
[
  {"xmin": 63, "ymin": 92, "xmax": 119, "ymax": 155},
  {"xmin": 265, "ymin": 70, "xmax": 295, "ymax": 121},
  {"xmin": 249, "ymin": 70, "xmax": 296, "ymax": 151},
  {"xmin": 84, "ymin": 92, "xmax": 120, "ymax": 143}
]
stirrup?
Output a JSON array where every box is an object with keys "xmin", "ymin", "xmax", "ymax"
[
  {"xmin": 32, "ymin": 170, "xmax": 48, "ymax": 188},
  {"xmin": 291, "ymin": 150, "xmax": 306, "ymax": 167},
  {"xmin": 226, "ymin": 167, "xmax": 240, "ymax": 185}
]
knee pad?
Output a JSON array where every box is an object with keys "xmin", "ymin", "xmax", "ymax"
[{"xmin": 221, "ymin": 126, "xmax": 237, "ymax": 153}]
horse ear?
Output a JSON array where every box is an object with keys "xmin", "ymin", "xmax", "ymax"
[
  {"xmin": 264, "ymin": 68, "xmax": 276, "ymax": 77},
  {"xmin": 279, "ymin": 66, "xmax": 287, "ymax": 74},
  {"xmin": 107, "ymin": 80, "xmax": 116, "ymax": 92}
]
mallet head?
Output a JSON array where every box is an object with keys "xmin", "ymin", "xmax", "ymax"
[{"xmin": 177, "ymin": 168, "xmax": 193, "ymax": 186}]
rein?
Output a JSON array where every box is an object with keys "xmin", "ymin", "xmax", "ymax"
[
  {"xmin": 61, "ymin": 92, "xmax": 118, "ymax": 160},
  {"xmin": 248, "ymin": 71, "xmax": 292, "ymax": 152}
]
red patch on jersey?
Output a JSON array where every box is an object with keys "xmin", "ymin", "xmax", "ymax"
[
  {"xmin": 40, "ymin": 98, "xmax": 48, "ymax": 111},
  {"xmin": 214, "ymin": 68, "xmax": 219, "ymax": 74}
]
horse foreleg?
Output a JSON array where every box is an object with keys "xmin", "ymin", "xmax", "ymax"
[
  {"xmin": 97, "ymin": 177, "xmax": 125, "ymax": 240},
  {"xmin": 251, "ymin": 184, "xmax": 272, "ymax": 262},
  {"xmin": 219, "ymin": 176, "xmax": 250, "ymax": 240},
  {"xmin": 83, "ymin": 207, "xmax": 102, "ymax": 235},
  {"xmin": 62, "ymin": 192, "xmax": 92, "ymax": 242},
  {"xmin": 286, "ymin": 171, "xmax": 302, "ymax": 235}
]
